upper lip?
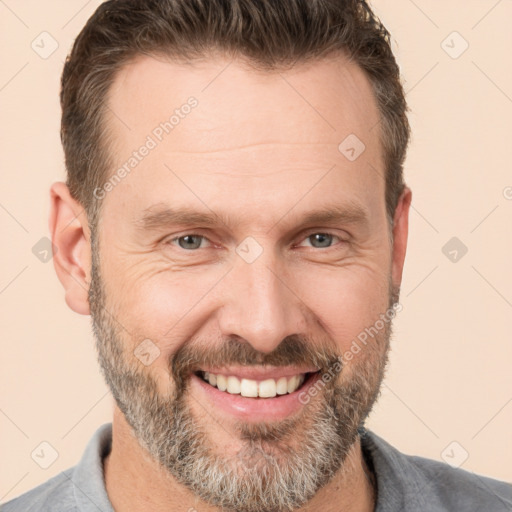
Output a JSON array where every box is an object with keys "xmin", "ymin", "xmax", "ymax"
[{"xmin": 197, "ymin": 366, "xmax": 320, "ymax": 381}]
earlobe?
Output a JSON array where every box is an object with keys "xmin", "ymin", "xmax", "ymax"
[
  {"xmin": 391, "ymin": 186, "xmax": 412, "ymax": 290},
  {"xmin": 49, "ymin": 182, "xmax": 92, "ymax": 315}
]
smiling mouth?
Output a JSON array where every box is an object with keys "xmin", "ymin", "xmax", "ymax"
[{"xmin": 194, "ymin": 370, "xmax": 320, "ymax": 399}]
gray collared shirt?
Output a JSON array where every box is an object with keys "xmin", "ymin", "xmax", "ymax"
[{"xmin": 2, "ymin": 423, "xmax": 511, "ymax": 511}]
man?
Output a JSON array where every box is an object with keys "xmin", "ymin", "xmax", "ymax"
[{"xmin": 2, "ymin": 0, "xmax": 511, "ymax": 511}]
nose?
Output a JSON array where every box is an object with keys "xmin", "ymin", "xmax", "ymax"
[{"xmin": 216, "ymin": 248, "xmax": 307, "ymax": 354}]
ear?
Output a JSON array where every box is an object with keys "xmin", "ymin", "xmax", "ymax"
[
  {"xmin": 49, "ymin": 182, "xmax": 92, "ymax": 315},
  {"xmin": 390, "ymin": 186, "xmax": 412, "ymax": 290}
]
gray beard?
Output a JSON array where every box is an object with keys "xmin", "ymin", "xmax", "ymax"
[{"xmin": 88, "ymin": 233, "xmax": 395, "ymax": 512}]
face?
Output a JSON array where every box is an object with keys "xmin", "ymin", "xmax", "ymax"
[{"xmin": 88, "ymin": 53, "xmax": 405, "ymax": 512}]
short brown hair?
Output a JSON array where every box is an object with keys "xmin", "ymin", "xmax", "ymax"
[{"xmin": 61, "ymin": 0, "xmax": 410, "ymax": 228}]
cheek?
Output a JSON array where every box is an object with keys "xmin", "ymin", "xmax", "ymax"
[
  {"xmin": 293, "ymin": 264, "xmax": 390, "ymax": 351},
  {"xmin": 101, "ymin": 242, "xmax": 391, "ymax": 365},
  {"xmin": 108, "ymin": 263, "xmax": 226, "ymax": 355}
]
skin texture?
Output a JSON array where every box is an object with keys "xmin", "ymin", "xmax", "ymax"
[{"xmin": 49, "ymin": 53, "xmax": 412, "ymax": 511}]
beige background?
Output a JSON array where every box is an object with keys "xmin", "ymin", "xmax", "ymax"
[{"xmin": 1, "ymin": 0, "xmax": 511, "ymax": 503}]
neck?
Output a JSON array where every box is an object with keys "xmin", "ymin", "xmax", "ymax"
[{"xmin": 104, "ymin": 407, "xmax": 375, "ymax": 512}]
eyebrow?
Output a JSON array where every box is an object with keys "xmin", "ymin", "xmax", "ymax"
[{"xmin": 135, "ymin": 201, "xmax": 370, "ymax": 233}]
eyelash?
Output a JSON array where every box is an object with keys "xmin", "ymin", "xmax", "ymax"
[{"xmin": 166, "ymin": 231, "xmax": 347, "ymax": 251}]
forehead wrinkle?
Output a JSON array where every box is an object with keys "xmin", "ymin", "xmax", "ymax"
[{"xmin": 165, "ymin": 141, "xmax": 335, "ymax": 155}]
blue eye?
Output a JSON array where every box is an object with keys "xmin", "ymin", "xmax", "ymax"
[
  {"xmin": 302, "ymin": 233, "xmax": 340, "ymax": 248},
  {"xmin": 167, "ymin": 232, "xmax": 344, "ymax": 252},
  {"xmin": 172, "ymin": 234, "xmax": 206, "ymax": 250}
]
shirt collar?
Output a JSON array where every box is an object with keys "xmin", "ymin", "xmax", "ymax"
[
  {"xmin": 360, "ymin": 427, "xmax": 431, "ymax": 511},
  {"xmin": 71, "ymin": 422, "xmax": 433, "ymax": 512},
  {"xmin": 72, "ymin": 422, "xmax": 114, "ymax": 512}
]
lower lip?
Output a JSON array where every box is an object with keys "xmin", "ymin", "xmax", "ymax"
[{"xmin": 189, "ymin": 372, "xmax": 322, "ymax": 422}]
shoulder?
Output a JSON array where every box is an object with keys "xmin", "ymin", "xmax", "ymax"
[
  {"xmin": 1, "ymin": 468, "xmax": 77, "ymax": 512},
  {"xmin": 361, "ymin": 429, "xmax": 512, "ymax": 512},
  {"xmin": 1, "ymin": 423, "xmax": 113, "ymax": 512},
  {"xmin": 405, "ymin": 452, "xmax": 512, "ymax": 510}
]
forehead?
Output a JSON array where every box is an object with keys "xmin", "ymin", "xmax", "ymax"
[
  {"xmin": 102, "ymin": 53, "xmax": 384, "ymax": 227},
  {"xmin": 108, "ymin": 53, "xmax": 380, "ymax": 148}
]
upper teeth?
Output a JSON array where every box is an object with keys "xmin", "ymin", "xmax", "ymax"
[{"xmin": 201, "ymin": 372, "xmax": 305, "ymax": 398}]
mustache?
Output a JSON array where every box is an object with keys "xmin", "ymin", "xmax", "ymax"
[{"xmin": 170, "ymin": 335, "xmax": 342, "ymax": 393}]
